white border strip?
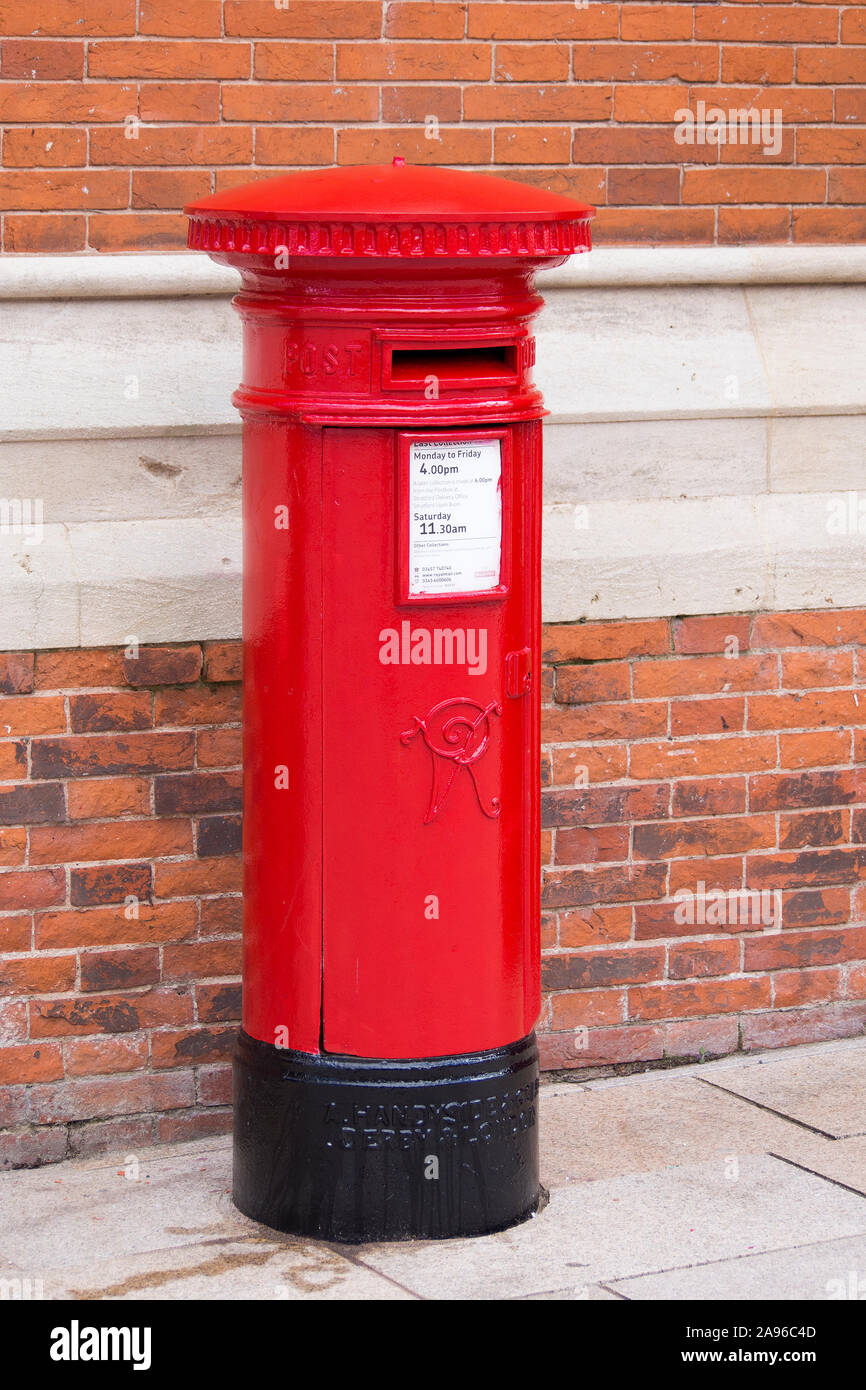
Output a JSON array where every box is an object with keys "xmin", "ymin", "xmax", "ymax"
[{"xmin": 0, "ymin": 246, "xmax": 864, "ymax": 299}]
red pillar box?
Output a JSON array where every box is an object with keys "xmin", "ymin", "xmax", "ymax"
[{"xmin": 186, "ymin": 163, "xmax": 593, "ymax": 1242}]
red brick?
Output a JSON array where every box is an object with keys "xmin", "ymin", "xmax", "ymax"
[
  {"xmin": 138, "ymin": 0, "xmax": 222, "ymax": 37},
  {"xmin": 34, "ymin": 648, "xmax": 126, "ymax": 689},
  {"xmin": 798, "ymin": 47, "xmax": 866, "ymax": 84},
  {"xmin": 0, "ymin": 783, "xmax": 65, "ymax": 827},
  {"xmin": 198, "ymin": 1063, "xmax": 233, "ymax": 1104},
  {"xmin": 555, "ymin": 662, "xmax": 630, "ymax": 705},
  {"xmin": 0, "ymin": 1043, "xmax": 63, "ymax": 1085},
  {"xmin": 780, "ymin": 809, "xmax": 847, "ymax": 850},
  {"xmin": 594, "ymin": 208, "xmax": 717, "ymax": 245},
  {"xmin": 0, "ymin": 83, "xmax": 138, "ymax": 122},
  {"xmin": 663, "ymin": 1016, "xmax": 739, "ymax": 1059},
  {"xmin": 634, "ymin": 815, "xmax": 775, "ymax": 861},
  {"xmin": 222, "ymin": 83, "xmax": 379, "ymax": 122},
  {"xmin": 0, "ymin": 1000, "xmax": 28, "ymax": 1044},
  {"xmin": 123, "ymin": 645, "xmax": 201, "ymax": 687},
  {"xmin": 543, "ymin": 862, "xmax": 667, "ymax": 911},
  {"xmin": 29, "ymin": 987, "xmax": 192, "ymax": 1038},
  {"xmin": 200, "ymin": 897, "xmax": 242, "ymax": 936},
  {"xmin": 224, "ymin": 1, "xmax": 382, "ymax": 38},
  {"xmin": 634, "ymin": 653, "xmax": 776, "ymax": 697},
  {"xmin": 465, "ymin": 85, "xmax": 612, "ymax": 120},
  {"xmin": 779, "ymin": 731, "xmax": 852, "ymax": 771},
  {"xmin": 752, "ymin": 610, "xmax": 866, "ymax": 649},
  {"xmin": 68, "ymin": 1116, "xmax": 155, "ymax": 1158},
  {"xmin": 495, "ymin": 126, "xmax": 572, "ymax": 165},
  {"xmin": 668, "ymin": 857, "xmax": 744, "ymax": 897},
  {"xmin": 4, "ymin": 214, "xmax": 87, "ymax": 252},
  {"xmin": 558, "ymin": 905, "xmax": 632, "ymax": 949},
  {"xmin": 621, "ymin": 5, "xmax": 693, "ymax": 41},
  {"xmin": 88, "ymin": 40, "xmax": 251, "ymax": 79},
  {"xmin": 0, "ymin": 915, "xmax": 31, "ymax": 952},
  {"xmin": 338, "ymin": 126, "xmax": 492, "ymax": 166},
  {"xmin": 773, "ymin": 967, "xmax": 843, "ymax": 1009},
  {"xmin": 196, "ymin": 815, "xmax": 241, "ymax": 858},
  {"xmin": 0, "ymin": 826, "xmax": 27, "ymax": 867},
  {"xmin": 614, "ymin": 84, "xmax": 693, "ymax": 123},
  {"xmin": 629, "ymin": 976, "xmax": 771, "ymax": 1022},
  {"xmin": 154, "ymin": 856, "xmax": 242, "ymax": 898},
  {"xmin": 0, "ymin": 695, "xmax": 65, "ymax": 734},
  {"xmin": 742, "ymin": 1002, "xmax": 866, "ymax": 1051},
  {"xmin": 668, "ymin": 940, "xmax": 741, "ymax": 980},
  {"xmin": 542, "ymin": 783, "xmax": 669, "ymax": 828},
  {"xmin": 543, "ymin": 700, "xmax": 667, "ymax": 743},
  {"xmin": 69, "ymin": 691, "xmax": 152, "ymax": 734},
  {"xmin": 670, "ymin": 697, "xmax": 745, "ymax": 737},
  {"xmin": 385, "ymin": 2, "xmax": 467, "ymax": 40},
  {"xmin": 745, "ymin": 927, "xmax": 866, "ymax": 973},
  {"xmin": 0, "ymin": 952, "xmax": 75, "ymax": 994},
  {"xmin": 151, "ymin": 1026, "xmax": 235, "ymax": 1068},
  {"xmin": 195, "ymin": 982, "xmax": 242, "ymax": 1023},
  {"xmin": 608, "ymin": 167, "xmax": 682, "ymax": 207},
  {"xmin": 66, "ymin": 778, "xmax": 151, "ymax": 820},
  {"xmin": 70, "ymin": 862, "xmax": 151, "ymax": 908},
  {"xmin": 201, "ymin": 641, "xmax": 242, "ymax": 683},
  {"xmin": 549, "ymin": 988, "xmax": 626, "ymax": 1030},
  {"xmin": 88, "ymin": 212, "xmax": 188, "ymax": 253},
  {"xmin": 673, "ymin": 616, "xmax": 751, "ymax": 656},
  {"xmin": 554, "ymin": 825, "xmax": 629, "ymax": 866},
  {"xmin": 721, "ymin": 45, "xmax": 794, "ymax": 85},
  {"xmin": 543, "ymin": 946, "xmax": 664, "ymax": 991},
  {"xmin": 3, "ymin": 127, "xmax": 87, "ymax": 168},
  {"xmin": 630, "ymin": 735, "xmax": 777, "ymax": 780},
  {"xmin": 65, "ymin": 1035, "xmax": 147, "ymax": 1076},
  {"xmin": 750, "ymin": 768, "xmax": 865, "ymax": 813},
  {"xmin": 154, "ymin": 686, "xmax": 242, "ymax": 727},
  {"xmin": 469, "ymin": 3, "xmax": 618, "ymax": 40},
  {"xmin": 80, "ymin": 947, "xmax": 160, "ymax": 993},
  {"xmin": 381, "ymin": 84, "xmax": 463, "ymax": 123},
  {"xmin": 747, "ymin": 849, "xmax": 866, "ymax": 893},
  {"xmin": 542, "ymin": 620, "xmax": 670, "ymax": 663},
  {"xmin": 548, "ymin": 744, "xmax": 628, "ymax": 786},
  {"xmin": 138, "ymin": 84, "xmax": 220, "ymax": 124},
  {"xmin": 573, "ymin": 43, "xmax": 718, "ymax": 82},
  {"xmin": 750, "ymin": 691, "xmax": 866, "ymax": 733},
  {"xmin": 154, "ymin": 772, "xmax": 241, "ymax": 816},
  {"xmin": 28, "ymin": 1071, "xmax": 193, "ymax": 1124},
  {"xmin": 0, "ymin": 39, "xmax": 84, "ymax": 78},
  {"xmin": 494, "ymin": 42, "xmax": 571, "ymax": 82},
  {"xmin": 0, "ymin": 1127, "xmax": 67, "ymax": 1168},
  {"xmin": 695, "ymin": 5, "xmax": 838, "ymax": 43},
  {"xmin": 0, "ymin": 868, "xmax": 65, "ymax": 911},
  {"xmin": 196, "ymin": 727, "xmax": 242, "ymax": 769},
  {"xmin": 719, "ymin": 208, "xmax": 792, "ymax": 245},
  {"xmin": 783, "ymin": 888, "xmax": 851, "ymax": 930},
  {"xmin": 672, "ymin": 777, "xmax": 747, "ymax": 817},
  {"xmin": 684, "ymin": 168, "xmax": 825, "ymax": 207},
  {"xmin": 36, "ymin": 901, "xmax": 197, "ymax": 950},
  {"xmin": 0, "ymin": 1, "xmax": 135, "ymax": 37},
  {"xmin": 31, "ymin": 731, "xmax": 194, "ymax": 780},
  {"xmin": 156, "ymin": 1108, "xmax": 232, "ymax": 1142},
  {"xmin": 540, "ymin": 1024, "xmax": 663, "ymax": 1069},
  {"xmin": 162, "ymin": 940, "xmax": 242, "ymax": 981}
]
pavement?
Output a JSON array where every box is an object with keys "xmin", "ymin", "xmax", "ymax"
[{"xmin": 2, "ymin": 1034, "xmax": 866, "ymax": 1301}]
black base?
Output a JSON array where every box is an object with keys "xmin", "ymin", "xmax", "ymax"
[{"xmin": 233, "ymin": 1030, "xmax": 541, "ymax": 1243}]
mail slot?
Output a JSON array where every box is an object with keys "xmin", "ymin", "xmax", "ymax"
[{"xmin": 186, "ymin": 160, "xmax": 593, "ymax": 1242}]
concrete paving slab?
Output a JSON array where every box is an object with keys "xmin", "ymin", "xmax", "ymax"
[
  {"xmin": 608, "ymin": 1232, "xmax": 866, "ymax": 1302},
  {"xmin": 767, "ymin": 1137, "xmax": 866, "ymax": 1199},
  {"xmin": 351, "ymin": 1155, "xmax": 866, "ymax": 1300},
  {"xmin": 704, "ymin": 1047, "xmax": 866, "ymax": 1138},
  {"xmin": 539, "ymin": 1075, "xmax": 811, "ymax": 1188}
]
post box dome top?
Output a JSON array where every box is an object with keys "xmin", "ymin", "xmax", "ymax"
[{"xmin": 186, "ymin": 160, "xmax": 594, "ymax": 260}]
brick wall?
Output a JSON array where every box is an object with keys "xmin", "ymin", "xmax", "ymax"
[
  {"xmin": 0, "ymin": 1, "xmax": 864, "ymax": 253},
  {"xmin": 3, "ymin": 611, "xmax": 866, "ymax": 1165},
  {"xmin": 0, "ymin": 641, "xmax": 242, "ymax": 1167}
]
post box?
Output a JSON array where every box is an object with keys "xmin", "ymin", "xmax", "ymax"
[{"xmin": 186, "ymin": 161, "xmax": 593, "ymax": 1242}]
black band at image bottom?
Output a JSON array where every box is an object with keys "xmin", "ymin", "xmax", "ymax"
[{"xmin": 233, "ymin": 1029, "xmax": 541, "ymax": 1243}]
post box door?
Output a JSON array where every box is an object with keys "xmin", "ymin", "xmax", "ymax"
[{"xmin": 320, "ymin": 424, "xmax": 540, "ymax": 1060}]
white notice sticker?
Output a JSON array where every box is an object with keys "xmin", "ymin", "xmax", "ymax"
[{"xmin": 408, "ymin": 438, "xmax": 502, "ymax": 596}]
